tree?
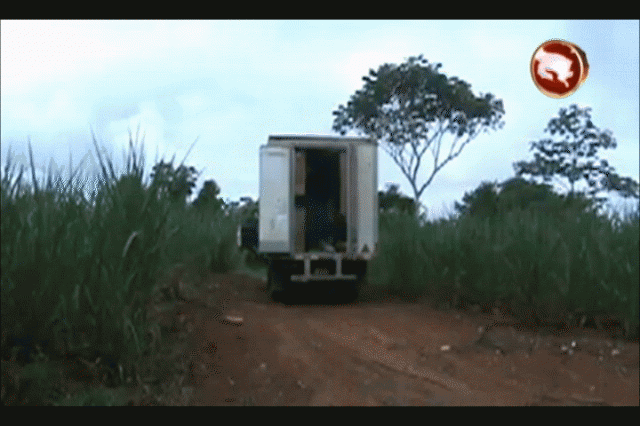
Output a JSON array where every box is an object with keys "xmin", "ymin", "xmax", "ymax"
[
  {"xmin": 513, "ymin": 104, "xmax": 639, "ymax": 211},
  {"xmin": 454, "ymin": 177, "xmax": 598, "ymax": 221},
  {"xmin": 238, "ymin": 196, "xmax": 259, "ymax": 221},
  {"xmin": 454, "ymin": 181, "xmax": 499, "ymax": 218},
  {"xmin": 378, "ymin": 183, "xmax": 417, "ymax": 215},
  {"xmin": 149, "ymin": 159, "xmax": 199, "ymax": 208},
  {"xmin": 192, "ymin": 179, "xmax": 224, "ymax": 213},
  {"xmin": 498, "ymin": 177, "xmax": 596, "ymax": 220},
  {"xmin": 332, "ymin": 55, "xmax": 505, "ymax": 205}
]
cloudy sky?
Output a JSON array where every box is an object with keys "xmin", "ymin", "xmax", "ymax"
[{"xmin": 2, "ymin": 20, "xmax": 638, "ymax": 219}]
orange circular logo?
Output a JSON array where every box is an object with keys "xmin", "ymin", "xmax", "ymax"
[{"xmin": 530, "ymin": 39, "xmax": 589, "ymax": 98}]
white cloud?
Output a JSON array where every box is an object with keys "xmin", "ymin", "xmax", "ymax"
[
  {"xmin": 1, "ymin": 20, "xmax": 638, "ymax": 217},
  {"xmin": 176, "ymin": 93, "xmax": 209, "ymax": 119}
]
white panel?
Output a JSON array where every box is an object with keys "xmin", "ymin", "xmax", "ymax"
[
  {"xmin": 356, "ymin": 143, "xmax": 378, "ymax": 257},
  {"xmin": 259, "ymin": 146, "xmax": 291, "ymax": 253}
]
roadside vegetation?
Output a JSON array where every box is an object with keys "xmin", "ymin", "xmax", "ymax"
[
  {"xmin": 333, "ymin": 55, "xmax": 638, "ymax": 341},
  {"xmin": 2, "ymin": 125, "xmax": 637, "ymax": 405},
  {"xmin": 333, "ymin": 60, "xmax": 640, "ymax": 341},
  {"xmin": 370, "ymin": 179, "xmax": 639, "ymax": 340},
  {"xmin": 1, "ymin": 132, "xmax": 247, "ymax": 406}
]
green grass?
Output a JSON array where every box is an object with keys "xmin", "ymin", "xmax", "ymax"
[
  {"xmin": 371, "ymin": 203, "xmax": 639, "ymax": 337},
  {"xmin": 1, "ymin": 133, "xmax": 243, "ymax": 405}
]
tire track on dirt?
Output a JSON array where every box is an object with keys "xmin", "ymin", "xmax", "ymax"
[
  {"xmin": 177, "ymin": 272, "xmax": 639, "ymax": 406},
  {"xmin": 265, "ymin": 308, "xmax": 479, "ymax": 405}
]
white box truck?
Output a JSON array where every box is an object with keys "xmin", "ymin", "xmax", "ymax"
[{"xmin": 240, "ymin": 135, "xmax": 378, "ymax": 303}]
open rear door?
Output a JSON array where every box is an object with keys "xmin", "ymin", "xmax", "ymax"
[
  {"xmin": 354, "ymin": 142, "xmax": 377, "ymax": 258},
  {"xmin": 259, "ymin": 145, "xmax": 292, "ymax": 253}
]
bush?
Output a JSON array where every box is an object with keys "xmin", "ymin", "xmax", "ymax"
[{"xmin": 374, "ymin": 193, "xmax": 639, "ymax": 336}]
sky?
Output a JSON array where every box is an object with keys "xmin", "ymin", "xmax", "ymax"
[{"xmin": 2, "ymin": 20, "xmax": 639, "ymax": 220}]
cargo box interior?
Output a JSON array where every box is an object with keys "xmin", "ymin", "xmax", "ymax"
[{"xmin": 294, "ymin": 148, "xmax": 347, "ymax": 253}]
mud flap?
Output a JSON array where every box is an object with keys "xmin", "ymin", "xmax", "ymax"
[
  {"xmin": 267, "ymin": 267, "xmax": 283, "ymax": 302},
  {"xmin": 267, "ymin": 264, "xmax": 294, "ymax": 304},
  {"xmin": 343, "ymin": 264, "xmax": 367, "ymax": 303},
  {"xmin": 341, "ymin": 280, "xmax": 360, "ymax": 303}
]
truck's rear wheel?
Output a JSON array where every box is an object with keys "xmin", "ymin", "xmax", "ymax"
[
  {"xmin": 267, "ymin": 264, "xmax": 292, "ymax": 303},
  {"xmin": 348, "ymin": 261, "xmax": 367, "ymax": 302},
  {"xmin": 267, "ymin": 267, "xmax": 282, "ymax": 302},
  {"xmin": 343, "ymin": 266, "xmax": 366, "ymax": 303},
  {"xmin": 342, "ymin": 280, "xmax": 360, "ymax": 303}
]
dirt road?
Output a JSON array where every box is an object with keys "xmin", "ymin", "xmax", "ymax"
[{"xmin": 141, "ymin": 272, "xmax": 639, "ymax": 406}]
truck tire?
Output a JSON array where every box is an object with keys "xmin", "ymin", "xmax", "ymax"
[
  {"xmin": 267, "ymin": 267, "xmax": 283, "ymax": 302},
  {"xmin": 342, "ymin": 280, "xmax": 360, "ymax": 303},
  {"xmin": 342, "ymin": 266, "xmax": 366, "ymax": 303},
  {"xmin": 267, "ymin": 264, "xmax": 293, "ymax": 303}
]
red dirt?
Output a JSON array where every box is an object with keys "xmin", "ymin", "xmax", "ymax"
[{"xmin": 137, "ymin": 272, "xmax": 639, "ymax": 406}]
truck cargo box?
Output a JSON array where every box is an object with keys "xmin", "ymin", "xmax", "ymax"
[{"xmin": 259, "ymin": 135, "xmax": 377, "ymax": 261}]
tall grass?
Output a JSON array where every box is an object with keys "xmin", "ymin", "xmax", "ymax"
[
  {"xmin": 2, "ymin": 137, "xmax": 160, "ymax": 373},
  {"xmin": 371, "ymin": 201, "xmax": 639, "ymax": 337},
  {"xmin": 162, "ymin": 204, "xmax": 243, "ymax": 282},
  {"xmin": 1, "ymin": 132, "xmax": 242, "ymax": 404}
]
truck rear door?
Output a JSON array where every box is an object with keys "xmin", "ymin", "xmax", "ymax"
[
  {"xmin": 259, "ymin": 145, "xmax": 292, "ymax": 253},
  {"xmin": 354, "ymin": 142, "xmax": 378, "ymax": 258}
]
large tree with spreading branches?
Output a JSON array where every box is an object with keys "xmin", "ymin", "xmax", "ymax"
[{"xmin": 332, "ymin": 55, "xmax": 505, "ymax": 207}]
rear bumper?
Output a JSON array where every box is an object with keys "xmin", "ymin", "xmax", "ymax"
[{"xmin": 288, "ymin": 252, "xmax": 364, "ymax": 283}]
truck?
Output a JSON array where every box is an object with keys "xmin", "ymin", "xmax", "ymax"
[{"xmin": 238, "ymin": 134, "xmax": 378, "ymax": 303}]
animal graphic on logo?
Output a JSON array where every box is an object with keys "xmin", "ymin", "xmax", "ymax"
[
  {"xmin": 530, "ymin": 40, "xmax": 589, "ymax": 99},
  {"xmin": 534, "ymin": 49, "xmax": 573, "ymax": 88}
]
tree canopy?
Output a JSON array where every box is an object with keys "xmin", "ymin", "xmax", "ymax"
[
  {"xmin": 513, "ymin": 104, "xmax": 639, "ymax": 211},
  {"xmin": 192, "ymin": 179, "xmax": 225, "ymax": 213},
  {"xmin": 149, "ymin": 159, "xmax": 199, "ymax": 208},
  {"xmin": 332, "ymin": 55, "xmax": 505, "ymax": 205},
  {"xmin": 454, "ymin": 177, "xmax": 597, "ymax": 221},
  {"xmin": 378, "ymin": 183, "xmax": 417, "ymax": 216}
]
